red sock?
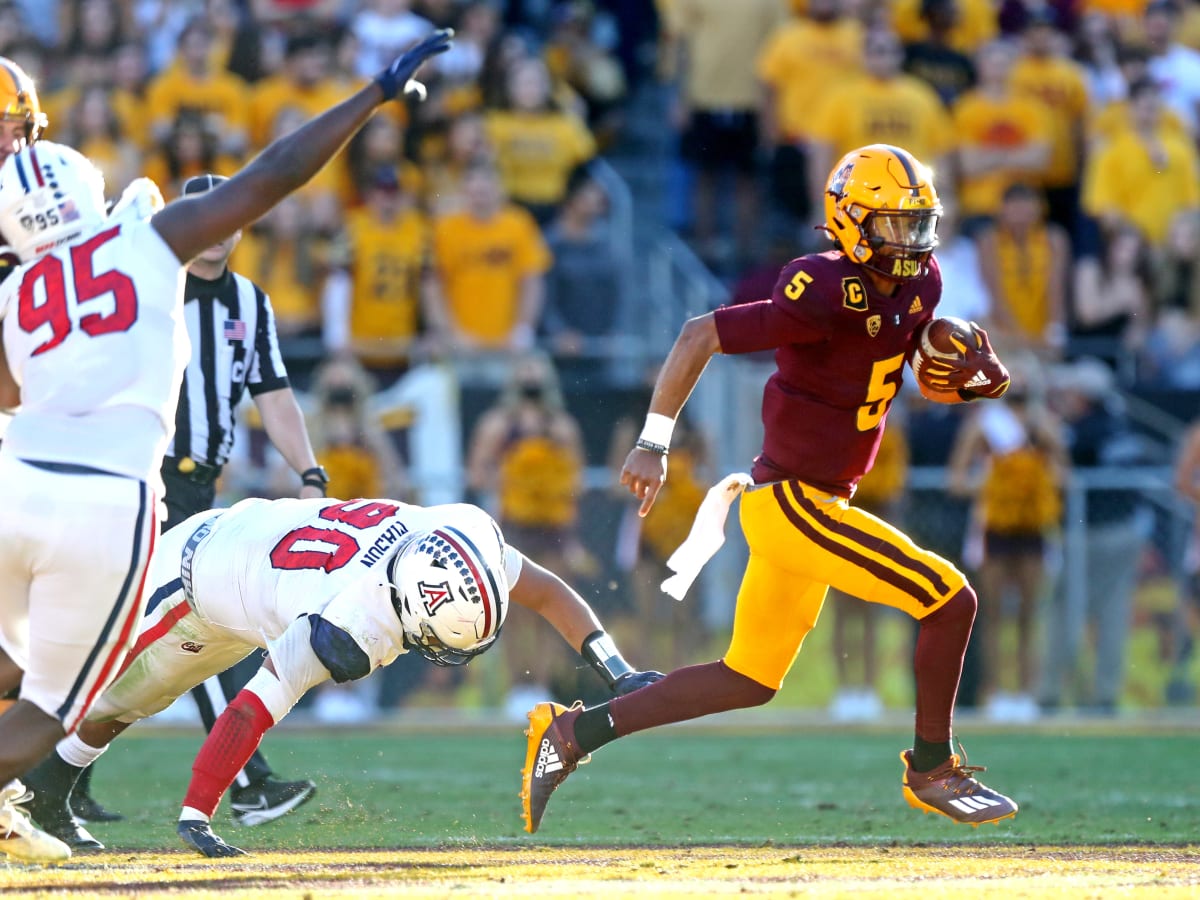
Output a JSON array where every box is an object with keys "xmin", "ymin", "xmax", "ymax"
[
  {"xmin": 609, "ymin": 660, "xmax": 775, "ymax": 737},
  {"xmin": 182, "ymin": 690, "xmax": 274, "ymax": 817},
  {"xmin": 913, "ymin": 587, "xmax": 977, "ymax": 743}
]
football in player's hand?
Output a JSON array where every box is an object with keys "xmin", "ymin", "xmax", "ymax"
[{"xmin": 910, "ymin": 316, "xmax": 983, "ymax": 404}]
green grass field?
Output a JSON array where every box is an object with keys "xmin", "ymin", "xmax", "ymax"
[
  {"xmin": 3, "ymin": 723, "xmax": 1197, "ymax": 898},
  {"xmin": 72, "ymin": 723, "xmax": 1200, "ymax": 850}
]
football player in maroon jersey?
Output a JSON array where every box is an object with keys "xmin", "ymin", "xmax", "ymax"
[{"xmin": 521, "ymin": 144, "xmax": 1017, "ymax": 833}]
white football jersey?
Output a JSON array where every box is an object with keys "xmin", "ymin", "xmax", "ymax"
[
  {"xmin": 183, "ymin": 497, "xmax": 522, "ymax": 674},
  {"xmin": 0, "ymin": 218, "xmax": 188, "ymax": 486}
]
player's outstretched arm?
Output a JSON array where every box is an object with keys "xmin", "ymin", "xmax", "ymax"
[
  {"xmin": 152, "ymin": 29, "xmax": 452, "ymax": 265},
  {"xmin": 510, "ymin": 553, "xmax": 663, "ymax": 695},
  {"xmin": 620, "ymin": 312, "xmax": 721, "ymax": 517}
]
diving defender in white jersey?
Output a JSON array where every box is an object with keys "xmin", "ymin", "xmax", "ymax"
[
  {"xmin": 0, "ymin": 31, "xmax": 455, "ymax": 863},
  {"xmin": 24, "ymin": 496, "xmax": 662, "ymax": 857}
]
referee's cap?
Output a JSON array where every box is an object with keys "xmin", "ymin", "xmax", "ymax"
[{"xmin": 181, "ymin": 173, "xmax": 228, "ymax": 196}]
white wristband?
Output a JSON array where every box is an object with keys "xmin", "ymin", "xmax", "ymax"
[{"xmin": 639, "ymin": 413, "xmax": 676, "ymax": 449}]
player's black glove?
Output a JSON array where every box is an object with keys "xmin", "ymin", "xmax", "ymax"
[
  {"xmin": 374, "ymin": 28, "xmax": 453, "ymax": 102},
  {"xmin": 613, "ymin": 669, "xmax": 666, "ymax": 696}
]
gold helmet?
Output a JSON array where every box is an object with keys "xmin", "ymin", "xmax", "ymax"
[
  {"xmin": 824, "ymin": 144, "xmax": 940, "ymax": 281},
  {"xmin": 0, "ymin": 56, "xmax": 47, "ymax": 142}
]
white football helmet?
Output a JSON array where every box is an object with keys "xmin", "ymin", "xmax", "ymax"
[
  {"xmin": 388, "ymin": 525, "xmax": 508, "ymax": 666},
  {"xmin": 0, "ymin": 141, "xmax": 107, "ymax": 263}
]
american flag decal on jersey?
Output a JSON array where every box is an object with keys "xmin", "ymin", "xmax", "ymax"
[
  {"xmin": 59, "ymin": 198, "xmax": 80, "ymax": 223},
  {"xmin": 223, "ymin": 319, "xmax": 246, "ymax": 341}
]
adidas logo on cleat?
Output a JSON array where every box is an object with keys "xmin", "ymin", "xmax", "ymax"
[
  {"xmin": 535, "ymin": 739, "xmax": 563, "ymax": 778},
  {"xmin": 948, "ymin": 795, "xmax": 1004, "ymax": 815}
]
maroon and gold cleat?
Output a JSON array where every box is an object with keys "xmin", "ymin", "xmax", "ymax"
[
  {"xmin": 900, "ymin": 748, "xmax": 1018, "ymax": 826},
  {"xmin": 520, "ymin": 701, "xmax": 588, "ymax": 834}
]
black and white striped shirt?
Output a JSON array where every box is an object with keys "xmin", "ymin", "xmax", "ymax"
[{"xmin": 167, "ymin": 269, "xmax": 289, "ymax": 468}]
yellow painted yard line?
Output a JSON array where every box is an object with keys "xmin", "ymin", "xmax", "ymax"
[{"xmin": 1, "ymin": 846, "xmax": 1198, "ymax": 898}]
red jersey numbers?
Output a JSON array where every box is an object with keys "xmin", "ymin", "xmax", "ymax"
[
  {"xmin": 17, "ymin": 226, "xmax": 136, "ymax": 357},
  {"xmin": 857, "ymin": 353, "xmax": 905, "ymax": 431},
  {"xmin": 783, "ymin": 269, "xmax": 814, "ymax": 301},
  {"xmin": 272, "ymin": 524, "xmax": 360, "ymax": 572},
  {"xmin": 270, "ymin": 500, "xmax": 402, "ymax": 572}
]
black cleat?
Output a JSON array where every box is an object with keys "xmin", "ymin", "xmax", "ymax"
[
  {"xmin": 177, "ymin": 820, "xmax": 247, "ymax": 857},
  {"xmin": 70, "ymin": 767, "xmax": 124, "ymax": 823},
  {"xmin": 70, "ymin": 792, "xmax": 124, "ymax": 824},
  {"xmin": 23, "ymin": 780, "xmax": 104, "ymax": 851},
  {"xmin": 229, "ymin": 777, "xmax": 316, "ymax": 827}
]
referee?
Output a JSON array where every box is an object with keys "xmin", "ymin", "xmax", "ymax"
[{"xmin": 72, "ymin": 174, "xmax": 324, "ymax": 835}]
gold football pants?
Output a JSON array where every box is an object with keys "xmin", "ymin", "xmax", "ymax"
[{"xmin": 724, "ymin": 480, "xmax": 967, "ymax": 690}]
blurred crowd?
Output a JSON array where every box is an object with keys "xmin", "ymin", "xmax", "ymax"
[
  {"xmin": 1, "ymin": 0, "xmax": 650, "ymax": 395},
  {"xmin": 670, "ymin": 0, "xmax": 1200, "ymax": 389},
  {"xmin": 6, "ymin": 0, "xmax": 1199, "ymax": 722}
]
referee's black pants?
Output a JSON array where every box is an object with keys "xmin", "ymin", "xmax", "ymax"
[{"xmin": 162, "ymin": 467, "xmax": 273, "ymax": 785}]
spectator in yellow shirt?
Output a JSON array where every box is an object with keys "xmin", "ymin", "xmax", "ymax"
[
  {"xmin": 665, "ymin": 0, "xmax": 785, "ymax": 268},
  {"xmin": 248, "ymin": 32, "xmax": 346, "ymax": 151},
  {"xmin": 424, "ymin": 110, "xmax": 493, "ymax": 216},
  {"xmin": 146, "ymin": 17, "xmax": 248, "ymax": 158},
  {"xmin": 429, "ymin": 163, "xmax": 552, "ymax": 373},
  {"xmin": 1087, "ymin": 43, "xmax": 1189, "ymax": 149},
  {"xmin": 306, "ymin": 355, "xmax": 408, "ymax": 503},
  {"xmin": 233, "ymin": 195, "xmax": 333, "ymax": 362},
  {"xmin": 902, "ymin": 0, "xmax": 979, "ymax": 108},
  {"xmin": 946, "ymin": 371, "xmax": 1067, "ymax": 722},
  {"xmin": 1009, "ymin": 11, "xmax": 1091, "ymax": 234},
  {"xmin": 757, "ymin": 0, "xmax": 863, "ymax": 228},
  {"xmin": 1082, "ymin": 78, "xmax": 1200, "ymax": 248},
  {"xmin": 976, "ymin": 182, "xmax": 1070, "ymax": 358},
  {"xmin": 110, "ymin": 40, "xmax": 152, "ymax": 151},
  {"xmin": 60, "ymin": 84, "xmax": 142, "ymax": 202},
  {"xmin": 344, "ymin": 113, "xmax": 414, "ymax": 207},
  {"xmin": 807, "ymin": 28, "xmax": 955, "ymax": 215},
  {"xmin": 953, "ymin": 40, "xmax": 1053, "ymax": 225},
  {"xmin": 485, "ymin": 57, "xmax": 596, "ymax": 224},
  {"xmin": 325, "ymin": 166, "xmax": 431, "ymax": 380},
  {"xmin": 466, "ymin": 352, "xmax": 592, "ymax": 716},
  {"xmin": 141, "ymin": 110, "xmax": 239, "ymax": 200},
  {"xmin": 892, "ymin": 0, "xmax": 997, "ymax": 52}
]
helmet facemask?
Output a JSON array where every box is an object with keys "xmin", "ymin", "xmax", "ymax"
[
  {"xmin": 861, "ymin": 207, "xmax": 940, "ymax": 281},
  {"xmin": 387, "ymin": 527, "xmax": 507, "ymax": 667}
]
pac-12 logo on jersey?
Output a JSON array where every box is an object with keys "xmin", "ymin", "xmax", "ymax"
[{"xmin": 419, "ymin": 580, "xmax": 454, "ymax": 616}]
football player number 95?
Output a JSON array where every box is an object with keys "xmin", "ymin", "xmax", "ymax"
[
  {"xmin": 17, "ymin": 225, "xmax": 136, "ymax": 357},
  {"xmin": 857, "ymin": 353, "xmax": 905, "ymax": 431}
]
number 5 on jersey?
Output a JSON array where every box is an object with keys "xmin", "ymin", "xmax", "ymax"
[
  {"xmin": 857, "ymin": 353, "xmax": 905, "ymax": 431},
  {"xmin": 783, "ymin": 270, "xmax": 814, "ymax": 300}
]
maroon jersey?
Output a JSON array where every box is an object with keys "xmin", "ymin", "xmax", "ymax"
[{"xmin": 713, "ymin": 251, "xmax": 940, "ymax": 496}]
